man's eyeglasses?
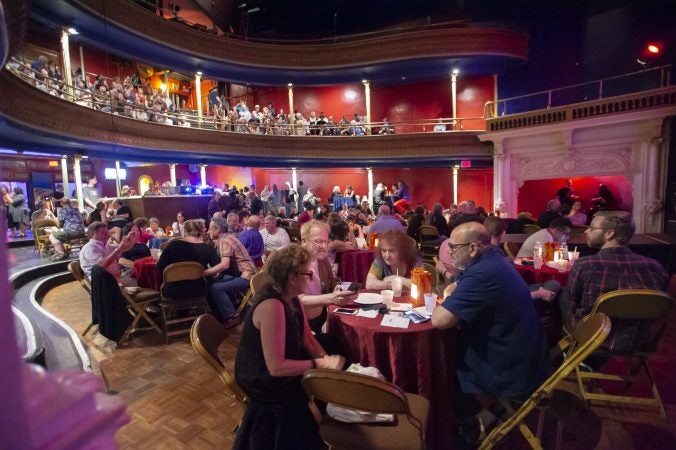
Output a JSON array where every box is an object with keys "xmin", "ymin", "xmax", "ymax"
[
  {"xmin": 298, "ymin": 271, "xmax": 314, "ymax": 279},
  {"xmin": 309, "ymin": 239, "xmax": 330, "ymax": 247},
  {"xmin": 586, "ymin": 226, "xmax": 604, "ymax": 232},
  {"xmin": 448, "ymin": 242, "xmax": 472, "ymax": 254}
]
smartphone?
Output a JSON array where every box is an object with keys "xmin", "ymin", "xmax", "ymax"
[
  {"xmin": 334, "ymin": 307, "xmax": 357, "ymax": 315},
  {"xmin": 404, "ymin": 310, "xmax": 430, "ymax": 323},
  {"xmin": 347, "ymin": 282, "xmax": 362, "ymax": 292}
]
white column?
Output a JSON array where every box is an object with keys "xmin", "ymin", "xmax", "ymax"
[
  {"xmin": 60, "ymin": 29, "xmax": 74, "ymax": 101},
  {"xmin": 79, "ymin": 45, "xmax": 85, "ymax": 84},
  {"xmin": 451, "ymin": 69, "xmax": 459, "ymax": 130},
  {"xmin": 114, "ymin": 160, "xmax": 122, "ymax": 197},
  {"xmin": 60, "ymin": 156, "xmax": 70, "ymax": 198},
  {"xmin": 287, "ymin": 83, "xmax": 294, "ymax": 119},
  {"xmin": 363, "ymin": 80, "xmax": 371, "ymax": 135},
  {"xmin": 452, "ymin": 165, "xmax": 459, "ymax": 205},
  {"xmin": 291, "ymin": 167, "xmax": 298, "ymax": 190},
  {"xmin": 200, "ymin": 164, "xmax": 207, "ymax": 188},
  {"xmin": 195, "ymin": 72, "xmax": 203, "ymax": 127},
  {"xmin": 169, "ymin": 163, "xmax": 177, "ymax": 187},
  {"xmin": 73, "ymin": 155, "xmax": 84, "ymax": 210},
  {"xmin": 367, "ymin": 167, "xmax": 374, "ymax": 206}
]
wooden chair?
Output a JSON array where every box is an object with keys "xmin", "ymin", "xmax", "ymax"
[
  {"xmin": 288, "ymin": 227, "xmax": 301, "ymax": 243},
  {"xmin": 502, "ymin": 241, "xmax": 520, "ymax": 258},
  {"xmin": 67, "ymin": 261, "xmax": 95, "ymax": 336},
  {"xmin": 160, "ymin": 261, "xmax": 210, "ymax": 344},
  {"xmin": 191, "ymin": 314, "xmax": 247, "ymax": 432},
  {"xmin": 574, "ymin": 289, "xmax": 673, "ymax": 419},
  {"xmin": 118, "ymin": 284, "xmax": 162, "ymax": 346},
  {"xmin": 302, "ymin": 368, "xmax": 430, "ymax": 450},
  {"xmin": 236, "ymin": 270, "xmax": 272, "ymax": 317},
  {"xmin": 523, "ymin": 224, "xmax": 542, "ymax": 235},
  {"xmin": 479, "ymin": 313, "xmax": 611, "ymax": 450},
  {"xmin": 418, "ymin": 225, "xmax": 440, "ymax": 264},
  {"xmin": 33, "ymin": 218, "xmax": 59, "ymax": 256}
]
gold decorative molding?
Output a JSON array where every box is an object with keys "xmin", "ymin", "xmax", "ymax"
[
  {"xmin": 71, "ymin": 0, "xmax": 528, "ymax": 69},
  {"xmin": 0, "ymin": 70, "xmax": 492, "ymax": 162}
]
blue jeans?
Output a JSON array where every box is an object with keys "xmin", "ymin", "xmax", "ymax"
[{"xmin": 209, "ymin": 274, "xmax": 250, "ymax": 320}]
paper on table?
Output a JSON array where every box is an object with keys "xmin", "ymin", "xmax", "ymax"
[
  {"xmin": 413, "ymin": 306, "xmax": 432, "ymax": 318},
  {"xmin": 389, "ymin": 302, "xmax": 413, "ymax": 312},
  {"xmin": 380, "ymin": 314, "xmax": 410, "ymax": 328},
  {"xmin": 356, "ymin": 309, "xmax": 379, "ymax": 318}
]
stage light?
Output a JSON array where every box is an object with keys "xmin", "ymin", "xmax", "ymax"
[{"xmin": 647, "ymin": 44, "xmax": 660, "ymax": 54}]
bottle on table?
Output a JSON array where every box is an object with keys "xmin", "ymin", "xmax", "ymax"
[{"xmin": 533, "ymin": 241, "xmax": 543, "ymax": 270}]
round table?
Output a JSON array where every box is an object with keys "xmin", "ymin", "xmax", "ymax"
[
  {"xmin": 327, "ymin": 295, "xmax": 455, "ymax": 449},
  {"xmin": 336, "ymin": 250, "xmax": 375, "ymax": 284},
  {"xmin": 132, "ymin": 256, "xmax": 161, "ymax": 291},
  {"xmin": 514, "ymin": 259, "xmax": 570, "ymax": 285}
]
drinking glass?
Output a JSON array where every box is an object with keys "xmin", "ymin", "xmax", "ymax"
[
  {"xmin": 391, "ymin": 276, "xmax": 403, "ymax": 297},
  {"xmin": 424, "ymin": 293, "xmax": 437, "ymax": 314}
]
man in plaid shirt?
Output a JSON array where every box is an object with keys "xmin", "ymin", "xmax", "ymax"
[{"xmin": 561, "ymin": 212, "xmax": 668, "ymax": 353}]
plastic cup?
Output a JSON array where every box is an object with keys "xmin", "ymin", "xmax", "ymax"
[
  {"xmin": 424, "ymin": 293, "xmax": 437, "ymax": 314},
  {"xmin": 381, "ymin": 289, "xmax": 394, "ymax": 307},
  {"xmin": 150, "ymin": 248, "xmax": 160, "ymax": 260},
  {"xmin": 557, "ymin": 259, "xmax": 567, "ymax": 273},
  {"xmin": 533, "ymin": 255, "xmax": 543, "ymax": 270},
  {"xmin": 391, "ymin": 276, "xmax": 403, "ymax": 297}
]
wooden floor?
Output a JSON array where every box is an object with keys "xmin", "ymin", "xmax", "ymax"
[
  {"xmin": 42, "ymin": 282, "xmax": 243, "ymax": 449},
  {"xmin": 42, "ymin": 282, "xmax": 676, "ymax": 449}
]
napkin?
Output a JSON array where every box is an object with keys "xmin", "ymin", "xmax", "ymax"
[
  {"xmin": 356, "ymin": 309, "xmax": 379, "ymax": 318},
  {"xmin": 389, "ymin": 302, "xmax": 413, "ymax": 312},
  {"xmin": 380, "ymin": 314, "xmax": 410, "ymax": 328}
]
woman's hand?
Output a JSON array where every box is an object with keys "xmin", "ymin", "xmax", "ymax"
[
  {"xmin": 330, "ymin": 289, "xmax": 357, "ymax": 306},
  {"xmin": 315, "ymin": 354, "xmax": 346, "ymax": 370}
]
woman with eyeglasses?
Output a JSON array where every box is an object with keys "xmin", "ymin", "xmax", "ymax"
[
  {"xmin": 234, "ymin": 244, "xmax": 345, "ymax": 450},
  {"xmin": 365, "ymin": 228, "xmax": 423, "ymax": 291},
  {"xmin": 299, "ymin": 220, "xmax": 357, "ymax": 334}
]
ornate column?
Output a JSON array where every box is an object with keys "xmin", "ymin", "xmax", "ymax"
[
  {"xmin": 60, "ymin": 156, "xmax": 70, "ymax": 199},
  {"xmin": 452, "ymin": 165, "xmax": 459, "ymax": 205},
  {"xmin": 72, "ymin": 155, "xmax": 83, "ymax": 210},
  {"xmin": 492, "ymin": 140, "xmax": 508, "ymax": 216},
  {"xmin": 367, "ymin": 167, "xmax": 374, "ymax": 207},
  {"xmin": 451, "ymin": 69, "xmax": 459, "ymax": 130},
  {"xmin": 291, "ymin": 167, "xmax": 298, "ymax": 190},
  {"xmin": 114, "ymin": 160, "xmax": 122, "ymax": 197},
  {"xmin": 60, "ymin": 29, "xmax": 75, "ymax": 101},
  {"xmin": 287, "ymin": 83, "xmax": 294, "ymax": 119},
  {"xmin": 363, "ymin": 80, "xmax": 371, "ymax": 135},
  {"xmin": 195, "ymin": 72, "xmax": 203, "ymax": 127},
  {"xmin": 643, "ymin": 135, "xmax": 665, "ymax": 232},
  {"xmin": 79, "ymin": 45, "xmax": 85, "ymax": 84},
  {"xmin": 169, "ymin": 163, "xmax": 177, "ymax": 187}
]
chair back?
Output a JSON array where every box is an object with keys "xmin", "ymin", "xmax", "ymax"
[
  {"xmin": 480, "ymin": 313, "xmax": 611, "ymax": 449},
  {"xmin": 591, "ymin": 289, "xmax": 673, "ymax": 320},
  {"xmin": 34, "ymin": 218, "xmax": 59, "ymax": 232},
  {"xmin": 302, "ymin": 369, "xmax": 411, "ymax": 416},
  {"xmin": 287, "ymin": 228, "xmax": 301, "ymax": 243},
  {"xmin": 523, "ymin": 224, "xmax": 541, "ymax": 235},
  {"xmin": 191, "ymin": 314, "xmax": 247, "ymax": 403},
  {"xmin": 162, "ymin": 261, "xmax": 205, "ymax": 284},
  {"xmin": 67, "ymin": 260, "xmax": 91, "ymax": 294},
  {"xmin": 422, "ymin": 263, "xmax": 439, "ymax": 292},
  {"xmin": 418, "ymin": 225, "xmax": 439, "ymax": 242},
  {"xmin": 502, "ymin": 241, "xmax": 520, "ymax": 258}
]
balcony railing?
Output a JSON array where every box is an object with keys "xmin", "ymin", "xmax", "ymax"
[
  {"xmin": 5, "ymin": 56, "xmax": 485, "ymax": 136},
  {"xmin": 484, "ymin": 65, "xmax": 672, "ymax": 118}
]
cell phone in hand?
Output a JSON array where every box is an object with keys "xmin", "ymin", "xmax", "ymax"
[
  {"xmin": 347, "ymin": 282, "xmax": 362, "ymax": 292},
  {"xmin": 334, "ymin": 307, "xmax": 357, "ymax": 315}
]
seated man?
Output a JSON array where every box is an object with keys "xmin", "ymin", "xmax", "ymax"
[
  {"xmin": 79, "ymin": 221, "xmax": 137, "ymax": 283},
  {"xmin": 259, "ymin": 213, "xmax": 290, "ymax": 254},
  {"xmin": 237, "ymin": 215, "xmax": 265, "ymax": 267},
  {"xmin": 208, "ymin": 217, "xmax": 257, "ymax": 327},
  {"xmin": 368, "ymin": 204, "xmax": 405, "ymax": 234},
  {"xmin": 48, "ymin": 198, "xmax": 86, "ymax": 260},
  {"xmin": 560, "ymin": 212, "xmax": 668, "ymax": 357},
  {"xmin": 516, "ymin": 216, "xmax": 572, "ymax": 258},
  {"xmin": 432, "ymin": 222, "xmax": 549, "ymax": 443}
]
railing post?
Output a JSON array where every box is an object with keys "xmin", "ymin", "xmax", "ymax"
[
  {"xmin": 547, "ymin": 90, "xmax": 552, "ymax": 108},
  {"xmin": 598, "ymin": 80, "xmax": 603, "ymax": 99}
]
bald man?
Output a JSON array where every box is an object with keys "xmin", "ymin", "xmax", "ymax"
[
  {"xmin": 237, "ymin": 215, "xmax": 264, "ymax": 266},
  {"xmin": 432, "ymin": 222, "xmax": 548, "ymax": 443}
]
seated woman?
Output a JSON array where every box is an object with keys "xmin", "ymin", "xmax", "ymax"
[
  {"xmin": 171, "ymin": 211, "xmax": 187, "ymax": 237},
  {"xmin": 365, "ymin": 228, "xmax": 423, "ymax": 292},
  {"xmin": 107, "ymin": 198, "xmax": 132, "ymax": 242},
  {"xmin": 567, "ymin": 200, "xmax": 588, "ymax": 226},
  {"xmin": 156, "ymin": 219, "xmax": 221, "ymax": 299},
  {"xmin": 233, "ymin": 244, "xmax": 345, "ymax": 450},
  {"xmin": 327, "ymin": 213, "xmax": 357, "ymax": 267},
  {"xmin": 146, "ymin": 216, "xmax": 169, "ymax": 249}
]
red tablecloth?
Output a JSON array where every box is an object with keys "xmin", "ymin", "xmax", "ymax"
[
  {"xmin": 514, "ymin": 260, "xmax": 570, "ymax": 285},
  {"xmin": 132, "ymin": 256, "xmax": 161, "ymax": 291},
  {"xmin": 336, "ymin": 250, "xmax": 375, "ymax": 284},
  {"xmin": 328, "ymin": 296, "xmax": 455, "ymax": 449}
]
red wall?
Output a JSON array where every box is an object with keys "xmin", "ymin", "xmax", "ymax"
[
  {"xmin": 254, "ymin": 85, "xmax": 365, "ymax": 120},
  {"xmin": 517, "ymin": 176, "xmax": 633, "ymax": 217},
  {"xmin": 456, "ymin": 76, "xmax": 494, "ymax": 130}
]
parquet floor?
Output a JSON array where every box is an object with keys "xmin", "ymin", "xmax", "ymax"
[{"xmin": 42, "ymin": 282, "xmax": 243, "ymax": 449}]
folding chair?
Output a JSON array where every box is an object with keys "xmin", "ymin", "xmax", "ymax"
[
  {"xmin": 575, "ymin": 289, "xmax": 673, "ymax": 419},
  {"xmin": 67, "ymin": 261, "xmax": 95, "ymax": 336},
  {"xmin": 502, "ymin": 241, "xmax": 520, "ymax": 258},
  {"xmin": 288, "ymin": 228, "xmax": 301, "ymax": 243},
  {"xmin": 33, "ymin": 218, "xmax": 59, "ymax": 256},
  {"xmin": 479, "ymin": 313, "xmax": 611, "ymax": 450},
  {"xmin": 302, "ymin": 368, "xmax": 430, "ymax": 450},
  {"xmin": 236, "ymin": 270, "xmax": 271, "ymax": 317},
  {"xmin": 191, "ymin": 314, "xmax": 247, "ymax": 432},
  {"xmin": 419, "ymin": 225, "xmax": 440, "ymax": 263},
  {"xmin": 118, "ymin": 284, "xmax": 162, "ymax": 346},
  {"xmin": 523, "ymin": 224, "xmax": 542, "ymax": 235},
  {"xmin": 160, "ymin": 261, "xmax": 210, "ymax": 343}
]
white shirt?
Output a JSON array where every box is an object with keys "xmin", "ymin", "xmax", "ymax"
[
  {"xmin": 79, "ymin": 238, "xmax": 115, "ymax": 280},
  {"xmin": 259, "ymin": 228, "xmax": 291, "ymax": 252}
]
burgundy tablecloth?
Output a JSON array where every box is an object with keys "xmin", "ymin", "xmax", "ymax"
[
  {"xmin": 336, "ymin": 250, "xmax": 375, "ymax": 284},
  {"xmin": 515, "ymin": 261, "xmax": 570, "ymax": 285},
  {"xmin": 328, "ymin": 297, "xmax": 455, "ymax": 449},
  {"xmin": 132, "ymin": 256, "xmax": 161, "ymax": 291}
]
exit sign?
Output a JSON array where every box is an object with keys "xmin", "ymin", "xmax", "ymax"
[{"xmin": 460, "ymin": 160, "xmax": 472, "ymax": 168}]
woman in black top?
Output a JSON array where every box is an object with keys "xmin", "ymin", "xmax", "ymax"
[
  {"xmin": 156, "ymin": 219, "xmax": 221, "ymax": 299},
  {"xmin": 234, "ymin": 244, "xmax": 345, "ymax": 450},
  {"xmin": 429, "ymin": 203, "xmax": 450, "ymax": 237}
]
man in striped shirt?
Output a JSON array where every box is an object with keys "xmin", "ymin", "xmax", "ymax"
[{"xmin": 561, "ymin": 212, "xmax": 668, "ymax": 352}]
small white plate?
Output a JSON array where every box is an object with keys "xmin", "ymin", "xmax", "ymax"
[{"xmin": 354, "ymin": 293, "xmax": 383, "ymax": 305}]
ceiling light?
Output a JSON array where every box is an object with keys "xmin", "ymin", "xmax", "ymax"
[
  {"xmin": 287, "ymin": 83, "xmax": 293, "ymax": 87},
  {"xmin": 196, "ymin": 71, "xmax": 203, "ymax": 76},
  {"xmin": 67, "ymin": 27, "xmax": 78, "ymax": 35},
  {"xmin": 452, "ymin": 68, "xmax": 460, "ymax": 75}
]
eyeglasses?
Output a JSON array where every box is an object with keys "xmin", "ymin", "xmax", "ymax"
[
  {"xmin": 298, "ymin": 271, "xmax": 314, "ymax": 279},
  {"xmin": 308, "ymin": 239, "xmax": 330, "ymax": 247},
  {"xmin": 448, "ymin": 242, "xmax": 472, "ymax": 254},
  {"xmin": 586, "ymin": 226, "xmax": 604, "ymax": 232}
]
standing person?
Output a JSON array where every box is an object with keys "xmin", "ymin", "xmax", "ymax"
[
  {"xmin": 432, "ymin": 222, "xmax": 548, "ymax": 443},
  {"xmin": 207, "ymin": 191, "xmax": 221, "ymax": 223},
  {"xmin": 233, "ymin": 245, "xmax": 345, "ymax": 450},
  {"xmin": 283, "ymin": 181, "xmax": 297, "ymax": 213},
  {"xmin": 561, "ymin": 212, "xmax": 667, "ymax": 356},
  {"xmin": 368, "ymin": 204, "xmax": 405, "ymax": 234},
  {"xmin": 270, "ymin": 184, "xmax": 283, "ymax": 212},
  {"xmin": 260, "ymin": 185, "xmax": 271, "ymax": 213},
  {"xmin": 556, "ymin": 179, "xmax": 579, "ymax": 209},
  {"xmin": 2, "ymin": 185, "xmax": 13, "ymax": 235},
  {"xmin": 8, "ymin": 187, "xmax": 30, "ymax": 238},
  {"xmin": 208, "ymin": 217, "xmax": 257, "ymax": 327},
  {"xmin": 82, "ymin": 175, "xmax": 99, "ymax": 214},
  {"xmin": 238, "ymin": 216, "xmax": 265, "ymax": 267},
  {"xmin": 296, "ymin": 180, "xmax": 307, "ymax": 212},
  {"xmin": 591, "ymin": 183, "xmax": 615, "ymax": 213}
]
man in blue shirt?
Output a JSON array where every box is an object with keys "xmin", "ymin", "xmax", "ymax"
[
  {"xmin": 432, "ymin": 222, "xmax": 549, "ymax": 442},
  {"xmin": 368, "ymin": 204, "xmax": 405, "ymax": 234}
]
